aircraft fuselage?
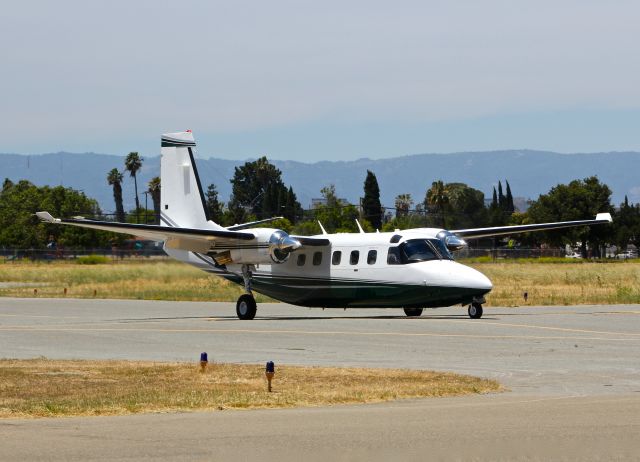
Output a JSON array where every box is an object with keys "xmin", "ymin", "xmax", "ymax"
[{"xmin": 169, "ymin": 229, "xmax": 492, "ymax": 309}]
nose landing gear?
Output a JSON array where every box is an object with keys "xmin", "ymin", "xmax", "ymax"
[
  {"xmin": 236, "ymin": 294, "xmax": 257, "ymax": 320},
  {"xmin": 468, "ymin": 302, "xmax": 483, "ymax": 319}
]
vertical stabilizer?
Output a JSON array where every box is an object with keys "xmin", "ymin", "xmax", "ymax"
[{"xmin": 160, "ymin": 131, "xmax": 223, "ymax": 229}]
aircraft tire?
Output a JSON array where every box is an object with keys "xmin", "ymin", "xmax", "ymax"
[
  {"xmin": 403, "ymin": 308, "xmax": 423, "ymax": 317},
  {"xmin": 468, "ymin": 303, "xmax": 483, "ymax": 319},
  {"xmin": 236, "ymin": 294, "xmax": 257, "ymax": 320}
]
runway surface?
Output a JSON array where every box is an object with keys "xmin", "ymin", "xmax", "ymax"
[{"xmin": 1, "ymin": 298, "xmax": 639, "ymax": 460}]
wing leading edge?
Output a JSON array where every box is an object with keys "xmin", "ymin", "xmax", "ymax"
[
  {"xmin": 452, "ymin": 213, "xmax": 612, "ymax": 239},
  {"xmin": 36, "ymin": 212, "xmax": 255, "ymax": 253}
]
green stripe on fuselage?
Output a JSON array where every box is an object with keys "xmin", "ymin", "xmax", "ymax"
[{"xmin": 218, "ymin": 273, "xmax": 488, "ymax": 308}]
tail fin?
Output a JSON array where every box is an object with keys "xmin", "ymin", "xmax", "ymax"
[{"xmin": 160, "ymin": 131, "xmax": 223, "ymax": 229}]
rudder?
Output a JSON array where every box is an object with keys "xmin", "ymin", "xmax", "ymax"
[{"xmin": 160, "ymin": 131, "xmax": 223, "ymax": 229}]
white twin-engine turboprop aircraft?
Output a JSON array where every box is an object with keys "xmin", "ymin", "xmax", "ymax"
[{"xmin": 37, "ymin": 131, "xmax": 612, "ymax": 320}]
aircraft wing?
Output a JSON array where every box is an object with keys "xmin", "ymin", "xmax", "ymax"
[
  {"xmin": 36, "ymin": 212, "xmax": 254, "ymax": 253},
  {"xmin": 452, "ymin": 213, "xmax": 613, "ymax": 239}
]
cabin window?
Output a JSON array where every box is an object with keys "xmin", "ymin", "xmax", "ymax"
[
  {"xmin": 297, "ymin": 254, "xmax": 306, "ymax": 266},
  {"xmin": 313, "ymin": 251, "xmax": 323, "ymax": 266},
  {"xmin": 387, "ymin": 247, "xmax": 402, "ymax": 265},
  {"xmin": 367, "ymin": 250, "xmax": 377, "ymax": 265},
  {"xmin": 350, "ymin": 250, "xmax": 360, "ymax": 265},
  {"xmin": 332, "ymin": 251, "xmax": 342, "ymax": 265}
]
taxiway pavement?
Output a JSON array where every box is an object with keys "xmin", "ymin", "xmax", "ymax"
[{"xmin": 1, "ymin": 298, "xmax": 639, "ymax": 460}]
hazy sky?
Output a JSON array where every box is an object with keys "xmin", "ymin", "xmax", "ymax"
[{"xmin": 2, "ymin": 1, "xmax": 639, "ymax": 161}]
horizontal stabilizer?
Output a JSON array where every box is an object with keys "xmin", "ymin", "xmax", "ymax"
[{"xmin": 227, "ymin": 216, "xmax": 285, "ymax": 231}]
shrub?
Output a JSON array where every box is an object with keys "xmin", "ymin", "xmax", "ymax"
[{"xmin": 76, "ymin": 255, "xmax": 110, "ymax": 265}]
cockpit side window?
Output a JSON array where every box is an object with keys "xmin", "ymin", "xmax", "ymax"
[
  {"xmin": 388, "ymin": 239, "xmax": 452, "ymax": 265},
  {"xmin": 387, "ymin": 247, "xmax": 402, "ymax": 265},
  {"xmin": 401, "ymin": 239, "xmax": 438, "ymax": 263}
]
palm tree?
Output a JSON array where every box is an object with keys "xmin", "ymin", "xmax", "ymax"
[
  {"xmin": 107, "ymin": 168, "xmax": 125, "ymax": 222},
  {"xmin": 394, "ymin": 193, "xmax": 413, "ymax": 218},
  {"xmin": 426, "ymin": 180, "xmax": 449, "ymax": 228},
  {"xmin": 124, "ymin": 151, "xmax": 143, "ymax": 213},
  {"xmin": 147, "ymin": 176, "xmax": 161, "ymax": 224}
]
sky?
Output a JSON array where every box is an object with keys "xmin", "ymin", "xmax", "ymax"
[{"xmin": 1, "ymin": 0, "xmax": 640, "ymax": 161}]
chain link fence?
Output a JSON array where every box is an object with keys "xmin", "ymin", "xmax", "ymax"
[{"xmin": 1, "ymin": 245, "xmax": 168, "ymax": 262}]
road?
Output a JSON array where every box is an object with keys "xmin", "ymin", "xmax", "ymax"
[{"xmin": 1, "ymin": 298, "xmax": 639, "ymax": 460}]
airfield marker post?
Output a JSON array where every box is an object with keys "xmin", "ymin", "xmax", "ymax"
[
  {"xmin": 200, "ymin": 352, "xmax": 208, "ymax": 373},
  {"xmin": 265, "ymin": 361, "xmax": 275, "ymax": 392}
]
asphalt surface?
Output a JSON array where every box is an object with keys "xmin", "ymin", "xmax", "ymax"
[{"xmin": 1, "ymin": 298, "xmax": 639, "ymax": 460}]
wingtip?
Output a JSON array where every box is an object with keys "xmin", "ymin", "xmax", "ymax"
[{"xmin": 596, "ymin": 212, "xmax": 613, "ymax": 223}]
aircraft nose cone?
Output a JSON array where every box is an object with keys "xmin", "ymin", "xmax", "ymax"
[
  {"xmin": 474, "ymin": 271, "xmax": 493, "ymax": 292},
  {"xmin": 456, "ymin": 263, "xmax": 493, "ymax": 292}
]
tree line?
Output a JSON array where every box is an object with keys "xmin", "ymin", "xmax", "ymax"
[{"xmin": 1, "ymin": 154, "xmax": 639, "ymax": 255}]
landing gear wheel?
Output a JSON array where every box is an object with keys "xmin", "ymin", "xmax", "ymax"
[
  {"xmin": 468, "ymin": 303, "xmax": 483, "ymax": 319},
  {"xmin": 236, "ymin": 294, "xmax": 257, "ymax": 320},
  {"xmin": 404, "ymin": 308, "xmax": 424, "ymax": 317}
]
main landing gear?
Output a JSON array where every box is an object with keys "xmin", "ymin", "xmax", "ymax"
[
  {"xmin": 236, "ymin": 264, "xmax": 257, "ymax": 320},
  {"xmin": 403, "ymin": 308, "xmax": 424, "ymax": 317},
  {"xmin": 468, "ymin": 302, "xmax": 483, "ymax": 319}
]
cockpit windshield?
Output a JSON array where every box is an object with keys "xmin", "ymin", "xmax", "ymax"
[
  {"xmin": 387, "ymin": 239, "xmax": 453, "ymax": 264},
  {"xmin": 429, "ymin": 238, "xmax": 454, "ymax": 260}
]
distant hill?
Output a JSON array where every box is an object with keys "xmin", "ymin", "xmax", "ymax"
[{"xmin": 1, "ymin": 150, "xmax": 638, "ymax": 213}]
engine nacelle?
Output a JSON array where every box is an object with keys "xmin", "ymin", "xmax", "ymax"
[{"xmin": 214, "ymin": 228, "xmax": 301, "ymax": 265}]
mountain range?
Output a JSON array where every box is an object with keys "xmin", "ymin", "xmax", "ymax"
[{"xmin": 1, "ymin": 150, "xmax": 638, "ymax": 213}]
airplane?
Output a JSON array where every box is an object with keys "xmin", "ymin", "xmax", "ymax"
[{"xmin": 37, "ymin": 130, "xmax": 613, "ymax": 320}]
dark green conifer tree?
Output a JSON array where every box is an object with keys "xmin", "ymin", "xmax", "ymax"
[
  {"xmin": 498, "ymin": 181, "xmax": 505, "ymax": 209},
  {"xmin": 205, "ymin": 183, "xmax": 224, "ymax": 224},
  {"xmin": 505, "ymin": 180, "xmax": 515, "ymax": 214},
  {"xmin": 362, "ymin": 170, "xmax": 382, "ymax": 230}
]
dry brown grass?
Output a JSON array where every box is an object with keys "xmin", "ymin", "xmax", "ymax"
[
  {"xmin": 469, "ymin": 261, "xmax": 640, "ymax": 306},
  {"xmin": 0, "ymin": 259, "xmax": 272, "ymax": 302},
  {"xmin": 1, "ymin": 259, "xmax": 639, "ymax": 306},
  {"xmin": 0, "ymin": 359, "xmax": 501, "ymax": 418}
]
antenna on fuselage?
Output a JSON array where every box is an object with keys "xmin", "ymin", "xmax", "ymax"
[
  {"xmin": 318, "ymin": 221, "xmax": 328, "ymax": 235},
  {"xmin": 355, "ymin": 219, "xmax": 365, "ymax": 234}
]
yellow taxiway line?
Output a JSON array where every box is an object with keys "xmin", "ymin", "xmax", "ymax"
[{"xmin": 1, "ymin": 325, "xmax": 639, "ymax": 342}]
